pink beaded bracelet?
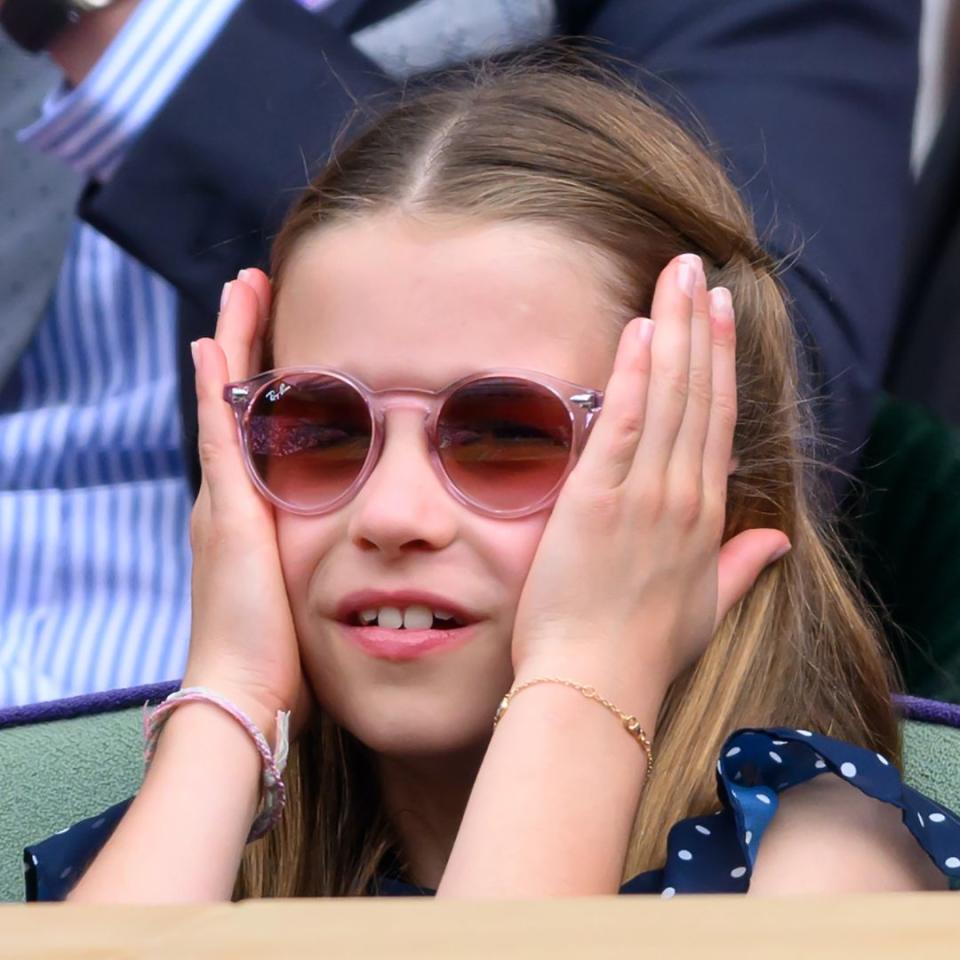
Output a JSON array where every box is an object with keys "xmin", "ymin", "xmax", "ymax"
[{"xmin": 142, "ymin": 686, "xmax": 291, "ymax": 843}]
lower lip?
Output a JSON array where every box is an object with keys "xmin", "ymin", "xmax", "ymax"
[{"xmin": 337, "ymin": 622, "xmax": 479, "ymax": 661}]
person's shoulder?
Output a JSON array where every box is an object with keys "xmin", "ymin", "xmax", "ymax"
[{"xmin": 748, "ymin": 773, "xmax": 948, "ymax": 895}]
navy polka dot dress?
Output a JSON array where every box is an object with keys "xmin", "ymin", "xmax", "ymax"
[{"xmin": 23, "ymin": 728, "xmax": 960, "ymax": 900}]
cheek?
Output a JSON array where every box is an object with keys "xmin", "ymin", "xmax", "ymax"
[
  {"xmin": 480, "ymin": 513, "xmax": 550, "ymax": 607},
  {"xmin": 274, "ymin": 514, "xmax": 339, "ymax": 613}
]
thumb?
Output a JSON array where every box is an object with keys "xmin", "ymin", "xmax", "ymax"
[{"xmin": 715, "ymin": 528, "xmax": 791, "ymax": 629}]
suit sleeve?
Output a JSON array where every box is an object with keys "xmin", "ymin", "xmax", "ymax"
[
  {"xmin": 569, "ymin": 0, "xmax": 921, "ymax": 471},
  {"xmin": 79, "ymin": 0, "xmax": 396, "ymax": 314}
]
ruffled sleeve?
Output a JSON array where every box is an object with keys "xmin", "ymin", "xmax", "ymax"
[{"xmin": 619, "ymin": 727, "xmax": 960, "ymax": 897}]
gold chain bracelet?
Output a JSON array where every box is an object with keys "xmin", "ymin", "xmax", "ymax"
[{"xmin": 494, "ymin": 677, "xmax": 654, "ymax": 777}]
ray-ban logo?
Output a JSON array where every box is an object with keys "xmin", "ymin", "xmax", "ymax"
[{"xmin": 266, "ymin": 382, "xmax": 292, "ymax": 403}]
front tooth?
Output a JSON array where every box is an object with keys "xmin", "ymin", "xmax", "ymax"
[
  {"xmin": 376, "ymin": 606, "xmax": 403, "ymax": 629},
  {"xmin": 359, "ymin": 608, "xmax": 378, "ymax": 625},
  {"xmin": 403, "ymin": 604, "xmax": 433, "ymax": 630}
]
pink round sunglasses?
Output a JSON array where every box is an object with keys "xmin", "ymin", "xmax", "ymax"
[{"xmin": 224, "ymin": 368, "xmax": 604, "ymax": 519}]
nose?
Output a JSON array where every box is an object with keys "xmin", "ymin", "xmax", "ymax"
[{"xmin": 346, "ymin": 410, "xmax": 458, "ymax": 557}]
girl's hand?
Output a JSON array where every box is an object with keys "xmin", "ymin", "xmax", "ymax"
[
  {"xmin": 510, "ymin": 254, "xmax": 791, "ymax": 719},
  {"xmin": 184, "ymin": 269, "xmax": 313, "ymax": 740}
]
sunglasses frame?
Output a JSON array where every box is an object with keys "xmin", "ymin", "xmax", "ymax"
[{"xmin": 223, "ymin": 367, "xmax": 604, "ymax": 519}]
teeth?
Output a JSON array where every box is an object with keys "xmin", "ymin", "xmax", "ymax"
[
  {"xmin": 376, "ymin": 606, "xmax": 404, "ymax": 629},
  {"xmin": 355, "ymin": 604, "xmax": 463, "ymax": 629},
  {"xmin": 402, "ymin": 604, "xmax": 434, "ymax": 630}
]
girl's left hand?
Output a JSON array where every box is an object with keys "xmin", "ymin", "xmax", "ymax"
[{"xmin": 510, "ymin": 254, "xmax": 791, "ymax": 719}]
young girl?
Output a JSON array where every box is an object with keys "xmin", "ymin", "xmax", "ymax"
[{"xmin": 30, "ymin": 59, "xmax": 959, "ymax": 901}]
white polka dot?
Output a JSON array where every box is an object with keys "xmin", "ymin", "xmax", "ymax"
[
  {"xmin": 91, "ymin": 818, "xmax": 106, "ymax": 830},
  {"xmin": 945, "ymin": 857, "xmax": 960, "ymax": 870},
  {"xmin": 769, "ymin": 751, "xmax": 783, "ymax": 763},
  {"xmin": 918, "ymin": 812, "xmax": 925, "ymax": 828},
  {"xmin": 730, "ymin": 866, "xmax": 747, "ymax": 879},
  {"xmin": 733, "ymin": 771, "xmax": 743, "ymax": 781},
  {"xmin": 717, "ymin": 760, "xmax": 723, "ymax": 774},
  {"xmin": 695, "ymin": 825, "xmax": 711, "ymax": 836},
  {"xmin": 876, "ymin": 753, "xmax": 889, "ymax": 766},
  {"xmin": 772, "ymin": 740, "xmax": 787, "ymax": 746},
  {"xmin": 745, "ymin": 831, "xmax": 752, "ymax": 844},
  {"xmin": 30, "ymin": 854, "xmax": 38, "ymax": 867},
  {"xmin": 678, "ymin": 849, "xmax": 693, "ymax": 861},
  {"xmin": 725, "ymin": 746, "xmax": 741, "ymax": 758},
  {"xmin": 59, "ymin": 867, "xmax": 73, "ymax": 880},
  {"xmin": 661, "ymin": 886, "xmax": 676, "ymax": 899},
  {"xmin": 757, "ymin": 792, "xmax": 772, "ymax": 805},
  {"xmin": 814, "ymin": 759, "xmax": 827, "ymax": 770},
  {"xmin": 796, "ymin": 729, "xmax": 813, "ymax": 737},
  {"xmin": 929, "ymin": 813, "xmax": 946, "ymax": 823},
  {"xmin": 54, "ymin": 827, "xmax": 70, "ymax": 835},
  {"xmin": 840, "ymin": 762, "xmax": 857, "ymax": 778}
]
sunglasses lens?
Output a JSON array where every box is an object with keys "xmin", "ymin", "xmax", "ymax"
[
  {"xmin": 247, "ymin": 374, "xmax": 371, "ymax": 510},
  {"xmin": 438, "ymin": 379, "xmax": 573, "ymax": 512}
]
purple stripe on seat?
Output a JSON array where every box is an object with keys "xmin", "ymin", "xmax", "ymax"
[
  {"xmin": 0, "ymin": 680, "xmax": 180, "ymax": 730},
  {"xmin": 0, "ymin": 685, "xmax": 957, "ymax": 732},
  {"xmin": 894, "ymin": 694, "xmax": 960, "ymax": 728}
]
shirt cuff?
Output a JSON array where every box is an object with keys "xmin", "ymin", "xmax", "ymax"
[{"xmin": 17, "ymin": 0, "xmax": 243, "ymax": 183}]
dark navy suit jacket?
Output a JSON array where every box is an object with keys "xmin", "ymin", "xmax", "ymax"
[{"xmin": 74, "ymin": 0, "xmax": 920, "ymax": 494}]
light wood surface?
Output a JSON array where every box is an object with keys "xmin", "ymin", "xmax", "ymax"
[{"xmin": 1, "ymin": 892, "xmax": 958, "ymax": 959}]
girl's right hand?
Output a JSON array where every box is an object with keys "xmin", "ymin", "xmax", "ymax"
[{"xmin": 183, "ymin": 270, "xmax": 312, "ymax": 741}]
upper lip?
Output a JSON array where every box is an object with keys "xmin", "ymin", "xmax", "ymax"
[{"xmin": 333, "ymin": 590, "xmax": 482, "ymax": 625}]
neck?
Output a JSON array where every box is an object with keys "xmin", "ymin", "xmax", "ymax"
[{"xmin": 376, "ymin": 741, "xmax": 488, "ymax": 890}]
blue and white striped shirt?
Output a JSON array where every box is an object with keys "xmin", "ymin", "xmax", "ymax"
[
  {"xmin": 0, "ymin": 0, "xmax": 245, "ymax": 706},
  {"xmin": 0, "ymin": 0, "xmax": 552, "ymax": 707}
]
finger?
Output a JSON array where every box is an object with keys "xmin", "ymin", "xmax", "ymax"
[
  {"xmin": 237, "ymin": 268, "xmax": 273, "ymax": 374},
  {"xmin": 238, "ymin": 268, "xmax": 272, "ymax": 332},
  {"xmin": 215, "ymin": 274, "xmax": 263, "ymax": 383},
  {"xmin": 634, "ymin": 254, "xmax": 700, "ymax": 475},
  {"xmin": 715, "ymin": 529, "xmax": 791, "ymax": 628},
  {"xmin": 194, "ymin": 337, "xmax": 263, "ymax": 516},
  {"xmin": 702, "ymin": 287, "xmax": 738, "ymax": 496},
  {"xmin": 663, "ymin": 276, "xmax": 713, "ymax": 487},
  {"xmin": 569, "ymin": 315, "xmax": 654, "ymax": 489}
]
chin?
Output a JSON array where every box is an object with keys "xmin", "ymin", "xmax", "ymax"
[{"xmin": 325, "ymin": 689, "xmax": 496, "ymax": 760}]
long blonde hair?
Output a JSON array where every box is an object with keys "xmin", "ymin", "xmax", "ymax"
[{"xmin": 235, "ymin": 55, "xmax": 900, "ymax": 898}]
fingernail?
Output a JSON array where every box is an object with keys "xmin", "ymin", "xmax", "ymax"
[
  {"xmin": 771, "ymin": 543, "xmax": 792, "ymax": 562},
  {"xmin": 676, "ymin": 254, "xmax": 701, "ymax": 297},
  {"xmin": 190, "ymin": 340, "xmax": 200, "ymax": 371},
  {"xmin": 636, "ymin": 317, "xmax": 655, "ymax": 346},
  {"xmin": 220, "ymin": 281, "xmax": 233, "ymax": 312},
  {"xmin": 238, "ymin": 268, "xmax": 253, "ymax": 285},
  {"xmin": 709, "ymin": 286, "xmax": 734, "ymax": 321}
]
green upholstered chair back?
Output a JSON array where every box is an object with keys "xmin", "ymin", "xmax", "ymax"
[{"xmin": 2, "ymin": 683, "xmax": 960, "ymax": 902}]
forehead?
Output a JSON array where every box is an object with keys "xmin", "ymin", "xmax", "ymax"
[{"xmin": 271, "ymin": 213, "xmax": 624, "ymax": 390}]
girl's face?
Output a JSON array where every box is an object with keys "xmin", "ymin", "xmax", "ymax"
[{"xmin": 271, "ymin": 212, "xmax": 625, "ymax": 758}]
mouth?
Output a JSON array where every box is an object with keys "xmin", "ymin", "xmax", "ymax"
[{"xmin": 333, "ymin": 592, "xmax": 481, "ymax": 661}]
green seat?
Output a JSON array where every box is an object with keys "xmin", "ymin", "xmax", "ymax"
[{"xmin": 1, "ymin": 683, "xmax": 959, "ymax": 901}]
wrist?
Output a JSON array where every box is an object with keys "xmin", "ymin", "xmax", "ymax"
[
  {"xmin": 510, "ymin": 658, "xmax": 668, "ymax": 740},
  {"xmin": 47, "ymin": 0, "xmax": 140, "ymax": 87},
  {"xmin": 176, "ymin": 673, "xmax": 286, "ymax": 752}
]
